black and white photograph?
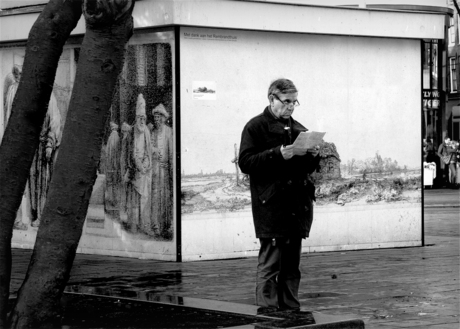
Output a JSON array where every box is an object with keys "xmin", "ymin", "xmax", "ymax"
[{"xmin": 0, "ymin": 1, "xmax": 458, "ymax": 328}]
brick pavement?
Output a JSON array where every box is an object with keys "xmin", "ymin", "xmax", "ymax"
[{"xmin": 10, "ymin": 187, "xmax": 459, "ymax": 328}]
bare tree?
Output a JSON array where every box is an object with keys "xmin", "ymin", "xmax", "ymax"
[
  {"xmin": 1, "ymin": 0, "xmax": 135, "ymax": 327},
  {"xmin": 453, "ymin": 0, "xmax": 460, "ymax": 16},
  {"xmin": 0, "ymin": 1, "xmax": 82, "ymax": 326}
]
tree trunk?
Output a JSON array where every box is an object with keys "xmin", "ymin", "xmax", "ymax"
[
  {"xmin": 7, "ymin": 1, "xmax": 134, "ymax": 327},
  {"xmin": 454, "ymin": 1, "xmax": 460, "ymax": 16},
  {"xmin": 0, "ymin": 1, "xmax": 82, "ymax": 327}
]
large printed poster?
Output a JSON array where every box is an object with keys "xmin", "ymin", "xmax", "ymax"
[
  {"xmin": 180, "ymin": 27, "xmax": 422, "ymax": 257},
  {"xmin": 2, "ymin": 31, "xmax": 176, "ymax": 258},
  {"xmin": 181, "ymin": 28, "xmax": 422, "ymax": 213},
  {"xmin": 101, "ymin": 39, "xmax": 174, "ymax": 242}
]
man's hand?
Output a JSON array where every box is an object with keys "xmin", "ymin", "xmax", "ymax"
[
  {"xmin": 307, "ymin": 146, "xmax": 320, "ymax": 157},
  {"xmin": 282, "ymin": 144, "xmax": 320, "ymax": 159},
  {"xmin": 281, "ymin": 145, "xmax": 295, "ymax": 160}
]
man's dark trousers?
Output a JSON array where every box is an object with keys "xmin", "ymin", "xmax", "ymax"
[{"xmin": 256, "ymin": 237, "xmax": 302, "ymax": 309}]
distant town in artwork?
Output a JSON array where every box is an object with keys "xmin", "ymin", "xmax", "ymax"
[{"xmin": 181, "ymin": 142, "xmax": 421, "ymax": 214}]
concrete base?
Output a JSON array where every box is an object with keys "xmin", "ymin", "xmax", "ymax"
[
  {"xmin": 12, "ymin": 201, "xmax": 421, "ymax": 262},
  {"xmin": 65, "ymin": 287, "xmax": 365, "ymax": 328},
  {"xmin": 181, "ymin": 202, "xmax": 421, "ymax": 261},
  {"xmin": 11, "ymin": 170, "xmax": 420, "ymax": 261}
]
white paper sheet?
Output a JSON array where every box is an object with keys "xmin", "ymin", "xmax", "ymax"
[{"xmin": 292, "ymin": 131, "xmax": 326, "ymax": 153}]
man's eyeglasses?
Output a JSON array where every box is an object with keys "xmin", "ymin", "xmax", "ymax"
[{"xmin": 272, "ymin": 94, "xmax": 300, "ymax": 108}]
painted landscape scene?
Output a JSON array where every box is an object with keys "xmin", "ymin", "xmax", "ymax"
[{"xmin": 181, "ymin": 142, "xmax": 421, "ymax": 214}]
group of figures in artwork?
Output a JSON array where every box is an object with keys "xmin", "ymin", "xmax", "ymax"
[
  {"xmin": 2, "ymin": 63, "xmax": 174, "ymax": 241},
  {"xmin": 3, "ymin": 64, "xmax": 63, "ymax": 231},
  {"xmin": 104, "ymin": 93, "xmax": 174, "ymax": 240}
]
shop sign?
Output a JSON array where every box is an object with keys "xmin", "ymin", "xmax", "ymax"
[{"xmin": 423, "ymin": 89, "xmax": 440, "ymax": 109}]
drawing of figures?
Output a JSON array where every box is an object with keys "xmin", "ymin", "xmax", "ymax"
[
  {"xmin": 2, "ymin": 64, "xmax": 21, "ymax": 142},
  {"xmin": 150, "ymin": 103, "xmax": 173, "ymax": 239},
  {"xmin": 2, "ymin": 64, "xmax": 29, "ymax": 230},
  {"xmin": 119, "ymin": 121, "xmax": 132, "ymax": 222},
  {"xmin": 105, "ymin": 121, "xmax": 121, "ymax": 210},
  {"xmin": 28, "ymin": 91, "xmax": 62, "ymax": 227},
  {"xmin": 122, "ymin": 94, "xmax": 153, "ymax": 234},
  {"xmin": 101, "ymin": 41, "xmax": 174, "ymax": 240}
]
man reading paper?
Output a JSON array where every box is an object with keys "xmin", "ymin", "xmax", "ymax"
[{"xmin": 238, "ymin": 78, "xmax": 321, "ymax": 311}]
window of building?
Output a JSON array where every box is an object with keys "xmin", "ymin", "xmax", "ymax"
[
  {"xmin": 458, "ymin": 14, "xmax": 460, "ymax": 42},
  {"xmin": 449, "ymin": 17, "xmax": 455, "ymax": 46},
  {"xmin": 432, "ymin": 43, "xmax": 438, "ymax": 90},
  {"xmin": 450, "ymin": 57, "xmax": 458, "ymax": 93}
]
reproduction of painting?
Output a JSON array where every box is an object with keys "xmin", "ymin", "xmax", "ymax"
[
  {"xmin": 1, "ymin": 48, "xmax": 73, "ymax": 231},
  {"xmin": 102, "ymin": 42, "xmax": 174, "ymax": 241},
  {"xmin": 1, "ymin": 34, "xmax": 175, "ymax": 245}
]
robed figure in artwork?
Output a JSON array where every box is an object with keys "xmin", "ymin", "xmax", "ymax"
[
  {"xmin": 105, "ymin": 121, "xmax": 121, "ymax": 211},
  {"xmin": 3, "ymin": 65, "xmax": 30, "ymax": 230},
  {"xmin": 28, "ymin": 91, "xmax": 62, "ymax": 227},
  {"xmin": 2, "ymin": 65, "xmax": 21, "ymax": 143},
  {"xmin": 150, "ymin": 103, "xmax": 173, "ymax": 238},
  {"xmin": 122, "ymin": 93, "xmax": 153, "ymax": 234}
]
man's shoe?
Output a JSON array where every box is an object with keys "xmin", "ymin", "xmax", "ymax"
[{"xmin": 257, "ymin": 306, "xmax": 279, "ymax": 314}]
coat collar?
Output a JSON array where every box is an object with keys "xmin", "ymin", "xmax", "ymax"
[{"xmin": 263, "ymin": 106, "xmax": 308, "ymax": 135}]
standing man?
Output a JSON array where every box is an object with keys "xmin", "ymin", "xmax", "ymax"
[
  {"xmin": 238, "ymin": 78, "xmax": 320, "ymax": 310},
  {"xmin": 437, "ymin": 136, "xmax": 454, "ymax": 187}
]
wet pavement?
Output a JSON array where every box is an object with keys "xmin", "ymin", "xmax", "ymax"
[{"xmin": 10, "ymin": 187, "xmax": 459, "ymax": 328}]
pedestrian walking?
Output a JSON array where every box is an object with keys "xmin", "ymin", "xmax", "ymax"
[
  {"xmin": 424, "ymin": 138, "xmax": 436, "ymax": 163},
  {"xmin": 437, "ymin": 136, "xmax": 456, "ymax": 187},
  {"xmin": 238, "ymin": 78, "xmax": 321, "ymax": 310},
  {"xmin": 448, "ymin": 140, "xmax": 459, "ymax": 188}
]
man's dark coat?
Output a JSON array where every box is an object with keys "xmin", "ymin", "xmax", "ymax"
[{"xmin": 238, "ymin": 107, "xmax": 320, "ymax": 239}]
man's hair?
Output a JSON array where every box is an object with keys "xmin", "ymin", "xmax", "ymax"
[{"xmin": 267, "ymin": 78, "xmax": 298, "ymax": 98}]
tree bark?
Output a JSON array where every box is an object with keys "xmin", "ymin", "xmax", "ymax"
[
  {"xmin": 0, "ymin": 1, "xmax": 82, "ymax": 327},
  {"xmin": 454, "ymin": 1, "xmax": 460, "ymax": 16},
  {"xmin": 7, "ymin": 1, "xmax": 134, "ymax": 327}
]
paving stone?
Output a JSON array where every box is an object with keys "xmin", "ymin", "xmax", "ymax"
[{"xmin": 9, "ymin": 188, "xmax": 459, "ymax": 328}]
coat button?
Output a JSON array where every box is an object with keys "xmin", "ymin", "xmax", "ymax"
[{"xmin": 262, "ymin": 200, "xmax": 266, "ymax": 204}]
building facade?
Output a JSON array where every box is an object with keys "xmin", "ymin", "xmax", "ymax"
[
  {"xmin": 0, "ymin": 0, "xmax": 452, "ymax": 261},
  {"xmin": 447, "ymin": 1, "xmax": 460, "ymax": 145}
]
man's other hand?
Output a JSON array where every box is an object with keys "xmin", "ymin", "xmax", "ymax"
[{"xmin": 281, "ymin": 145, "xmax": 294, "ymax": 160}]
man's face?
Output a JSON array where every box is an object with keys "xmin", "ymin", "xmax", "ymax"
[
  {"xmin": 270, "ymin": 92, "xmax": 299, "ymax": 120},
  {"xmin": 153, "ymin": 113, "xmax": 163, "ymax": 126},
  {"xmin": 136, "ymin": 115, "xmax": 146, "ymax": 128},
  {"xmin": 13, "ymin": 67, "xmax": 21, "ymax": 82}
]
